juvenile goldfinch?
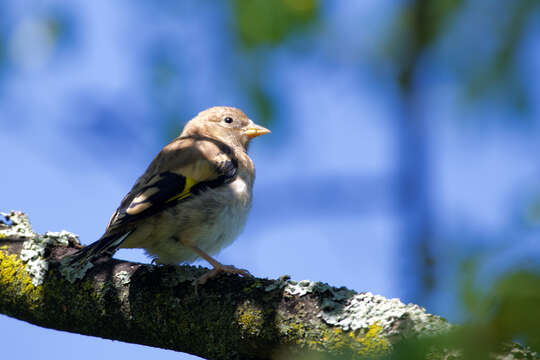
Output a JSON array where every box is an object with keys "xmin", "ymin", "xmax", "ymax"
[{"xmin": 69, "ymin": 106, "xmax": 269, "ymax": 285}]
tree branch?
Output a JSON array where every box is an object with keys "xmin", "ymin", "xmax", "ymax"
[{"xmin": 0, "ymin": 211, "xmax": 535, "ymax": 359}]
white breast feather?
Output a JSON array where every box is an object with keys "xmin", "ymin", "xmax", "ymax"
[
  {"xmin": 135, "ymin": 173, "xmax": 253, "ymax": 264},
  {"xmin": 203, "ymin": 175, "xmax": 252, "ymax": 255}
]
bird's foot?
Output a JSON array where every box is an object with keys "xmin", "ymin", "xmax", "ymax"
[{"xmin": 194, "ymin": 264, "xmax": 252, "ymax": 287}]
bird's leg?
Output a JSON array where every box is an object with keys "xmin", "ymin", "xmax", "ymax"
[{"xmin": 189, "ymin": 245, "xmax": 252, "ymax": 286}]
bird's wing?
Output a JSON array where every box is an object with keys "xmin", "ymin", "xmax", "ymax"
[{"xmin": 105, "ymin": 136, "xmax": 238, "ymax": 233}]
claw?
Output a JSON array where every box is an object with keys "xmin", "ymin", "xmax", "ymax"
[
  {"xmin": 193, "ymin": 264, "xmax": 253, "ymax": 288},
  {"xmin": 186, "ymin": 245, "xmax": 253, "ymax": 292}
]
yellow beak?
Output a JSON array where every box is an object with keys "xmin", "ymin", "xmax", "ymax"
[{"xmin": 245, "ymin": 123, "xmax": 271, "ymax": 139}]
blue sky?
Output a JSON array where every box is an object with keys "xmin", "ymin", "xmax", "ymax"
[{"xmin": 1, "ymin": 1, "xmax": 540, "ymax": 359}]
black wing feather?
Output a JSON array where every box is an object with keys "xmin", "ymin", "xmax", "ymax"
[
  {"xmin": 65, "ymin": 140, "xmax": 239, "ymax": 271},
  {"xmin": 114, "ymin": 159, "xmax": 237, "ymax": 227}
]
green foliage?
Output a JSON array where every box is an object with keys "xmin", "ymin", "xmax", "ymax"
[
  {"xmin": 44, "ymin": 8, "xmax": 77, "ymax": 51},
  {"xmin": 383, "ymin": 269, "xmax": 540, "ymax": 360},
  {"xmin": 248, "ymin": 82, "xmax": 274, "ymax": 127},
  {"xmin": 383, "ymin": 0, "xmax": 538, "ymax": 120},
  {"xmin": 228, "ymin": 0, "xmax": 319, "ymax": 126},
  {"xmin": 422, "ymin": 0, "xmax": 465, "ymax": 43},
  {"xmin": 383, "ymin": 0, "xmax": 464, "ymax": 67},
  {"xmin": 231, "ymin": 0, "xmax": 318, "ymax": 48},
  {"xmin": 465, "ymin": 0, "xmax": 538, "ymax": 115},
  {"xmin": 487, "ymin": 272, "xmax": 540, "ymax": 352},
  {"xmin": 461, "ymin": 261, "xmax": 540, "ymax": 351},
  {"xmin": 525, "ymin": 194, "xmax": 540, "ymax": 226}
]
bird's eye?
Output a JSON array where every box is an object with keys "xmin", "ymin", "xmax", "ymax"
[{"xmin": 224, "ymin": 117, "xmax": 233, "ymax": 124}]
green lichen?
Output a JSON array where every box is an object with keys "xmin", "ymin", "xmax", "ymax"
[
  {"xmin": 285, "ymin": 279, "xmax": 450, "ymax": 342},
  {"xmin": 284, "ymin": 321, "xmax": 308, "ymax": 345},
  {"xmin": 320, "ymin": 323, "xmax": 390, "ymax": 356},
  {"xmin": 1, "ymin": 211, "xmax": 79, "ymax": 286},
  {"xmin": 322, "ymin": 291, "xmax": 451, "ymax": 338},
  {"xmin": 0, "ymin": 249, "xmax": 43, "ymax": 311},
  {"xmin": 358, "ymin": 323, "xmax": 391, "ymax": 356},
  {"xmin": 279, "ymin": 312, "xmax": 390, "ymax": 357},
  {"xmin": 235, "ymin": 300, "xmax": 265, "ymax": 337},
  {"xmin": 0, "ymin": 211, "xmax": 90, "ymax": 284}
]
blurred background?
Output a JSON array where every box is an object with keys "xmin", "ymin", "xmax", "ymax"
[{"xmin": 1, "ymin": 1, "xmax": 540, "ymax": 359}]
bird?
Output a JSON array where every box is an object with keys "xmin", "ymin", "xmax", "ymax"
[{"xmin": 68, "ymin": 106, "xmax": 270, "ymax": 285}]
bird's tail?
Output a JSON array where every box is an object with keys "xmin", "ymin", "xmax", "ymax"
[{"xmin": 64, "ymin": 231, "xmax": 132, "ymax": 272}]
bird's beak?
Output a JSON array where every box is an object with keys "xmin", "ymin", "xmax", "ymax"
[{"xmin": 245, "ymin": 122, "xmax": 271, "ymax": 139}]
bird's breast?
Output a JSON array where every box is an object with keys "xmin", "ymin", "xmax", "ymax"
[
  {"xmin": 127, "ymin": 171, "xmax": 254, "ymax": 264},
  {"xmin": 176, "ymin": 174, "xmax": 252, "ymax": 258},
  {"xmin": 227, "ymin": 174, "xmax": 252, "ymax": 206}
]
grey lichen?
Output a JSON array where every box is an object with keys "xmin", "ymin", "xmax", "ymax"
[
  {"xmin": 1, "ymin": 211, "xmax": 78, "ymax": 286},
  {"xmin": 42, "ymin": 230, "xmax": 80, "ymax": 247},
  {"xmin": 264, "ymin": 274, "xmax": 291, "ymax": 292},
  {"xmin": 115, "ymin": 271, "xmax": 132, "ymax": 286},
  {"xmin": 0, "ymin": 211, "xmax": 36, "ymax": 239},
  {"xmin": 60, "ymin": 257, "xmax": 95, "ymax": 284},
  {"xmin": 285, "ymin": 279, "xmax": 354, "ymax": 300},
  {"xmin": 321, "ymin": 292, "xmax": 451, "ymax": 337},
  {"xmin": 285, "ymin": 279, "xmax": 451, "ymax": 341}
]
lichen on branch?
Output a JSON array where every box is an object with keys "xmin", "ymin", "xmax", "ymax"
[{"xmin": 0, "ymin": 211, "xmax": 535, "ymax": 360}]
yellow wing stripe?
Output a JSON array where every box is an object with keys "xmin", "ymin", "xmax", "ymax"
[{"xmin": 166, "ymin": 177, "xmax": 198, "ymax": 203}]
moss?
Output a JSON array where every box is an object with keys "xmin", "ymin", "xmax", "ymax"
[
  {"xmin": 0, "ymin": 249, "xmax": 43, "ymax": 311},
  {"xmin": 243, "ymin": 279, "xmax": 264, "ymax": 294},
  {"xmin": 320, "ymin": 323, "xmax": 390, "ymax": 357},
  {"xmin": 288, "ymin": 322, "xmax": 308, "ymax": 344},
  {"xmin": 279, "ymin": 310, "xmax": 390, "ymax": 357},
  {"xmin": 235, "ymin": 300, "xmax": 265, "ymax": 337},
  {"xmin": 357, "ymin": 323, "xmax": 391, "ymax": 356},
  {"xmin": 1, "ymin": 211, "xmax": 80, "ymax": 286}
]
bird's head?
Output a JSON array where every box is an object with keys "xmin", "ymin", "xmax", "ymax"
[{"xmin": 182, "ymin": 106, "xmax": 270, "ymax": 150}]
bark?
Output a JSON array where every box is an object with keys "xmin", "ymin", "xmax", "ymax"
[{"xmin": 0, "ymin": 211, "xmax": 536, "ymax": 360}]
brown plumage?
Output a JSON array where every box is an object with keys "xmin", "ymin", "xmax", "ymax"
[{"xmin": 69, "ymin": 106, "xmax": 269, "ymax": 285}]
